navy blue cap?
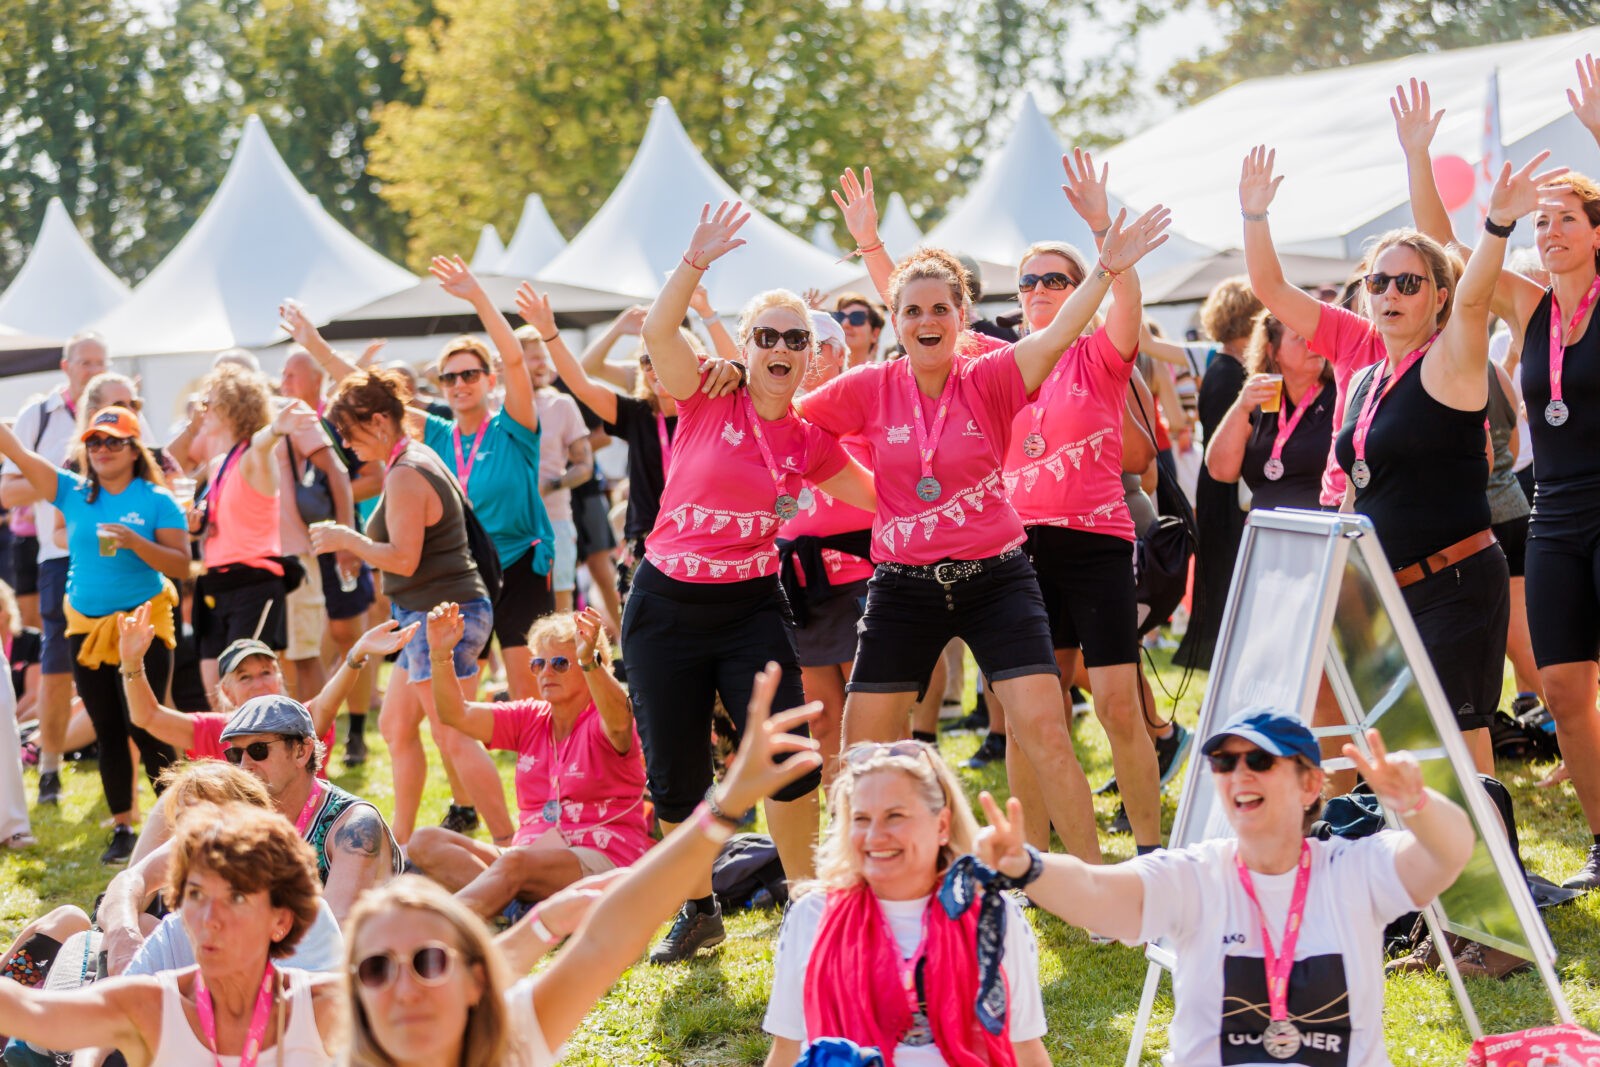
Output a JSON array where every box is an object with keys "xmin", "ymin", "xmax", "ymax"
[
  {"xmin": 221, "ymin": 694, "xmax": 315, "ymax": 741},
  {"xmin": 1201, "ymin": 709, "xmax": 1321, "ymax": 767}
]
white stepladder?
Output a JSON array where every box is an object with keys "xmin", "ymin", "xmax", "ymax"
[{"xmin": 1123, "ymin": 509, "xmax": 1572, "ymax": 1066}]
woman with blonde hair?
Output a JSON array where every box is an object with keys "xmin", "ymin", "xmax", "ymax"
[{"xmin": 763, "ymin": 740, "xmax": 1049, "ymax": 1066}]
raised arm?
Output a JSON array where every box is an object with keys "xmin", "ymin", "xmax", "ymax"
[
  {"xmin": 833, "ymin": 167, "xmax": 894, "ymax": 305},
  {"xmin": 688, "ymin": 285, "xmax": 740, "ymax": 362},
  {"xmin": 239, "ymin": 399, "xmax": 316, "ymax": 497},
  {"xmin": 645, "ymin": 202, "xmax": 749, "ymax": 400},
  {"xmin": 280, "ymin": 301, "xmax": 361, "ymax": 383},
  {"xmin": 1342, "ymin": 729, "xmax": 1473, "ymax": 905},
  {"xmin": 433, "ymin": 255, "xmax": 538, "ymax": 434},
  {"xmin": 425, "ymin": 602, "xmax": 495, "ymax": 742},
  {"xmin": 0, "ymin": 421, "xmax": 61, "ymax": 504},
  {"xmin": 574, "ymin": 608, "xmax": 633, "ymax": 754},
  {"xmin": 581, "ymin": 307, "xmax": 647, "ymax": 394},
  {"xmin": 1063, "ymin": 151, "xmax": 1144, "ymax": 359},
  {"xmin": 118, "ymin": 605, "xmax": 195, "ymax": 751},
  {"xmin": 306, "ymin": 619, "xmax": 417, "ymax": 735},
  {"xmin": 1240, "ymin": 146, "xmax": 1327, "ymax": 341},
  {"xmin": 0, "ymin": 977, "xmax": 150, "ymax": 1060},
  {"xmin": 519, "ymin": 287, "xmax": 623, "ymax": 424},
  {"xmin": 1571, "ymin": 54, "xmax": 1600, "ymax": 152}
]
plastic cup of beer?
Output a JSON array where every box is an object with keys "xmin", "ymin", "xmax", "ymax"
[
  {"xmin": 170, "ymin": 477, "xmax": 196, "ymax": 511},
  {"xmin": 1260, "ymin": 374, "xmax": 1284, "ymax": 414},
  {"xmin": 97, "ymin": 524, "xmax": 118, "ymax": 557}
]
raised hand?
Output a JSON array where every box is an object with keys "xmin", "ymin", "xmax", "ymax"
[
  {"xmin": 117, "ymin": 602, "xmax": 157, "ymax": 665},
  {"xmin": 974, "ymin": 791, "xmax": 1033, "ymax": 880},
  {"xmin": 515, "ymin": 283, "xmax": 557, "ymax": 338},
  {"xmin": 1240, "ymin": 145, "xmax": 1285, "ymax": 216},
  {"xmin": 1061, "ymin": 147, "xmax": 1112, "ymax": 231},
  {"xmin": 688, "ymin": 285, "xmax": 716, "ymax": 318},
  {"xmin": 683, "ymin": 201, "xmax": 750, "ymax": 271},
  {"xmin": 278, "ymin": 300, "xmax": 320, "ymax": 348},
  {"xmin": 831, "ymin": 167, "xmax": 880, "ymax": 248},
  {"xmin": 1341, "ymin": 728, "xmax": 1426, "ymax": 814},
  {"xmin": 359, "ymin": 339, "xmax": 388, "ymax": 367},
  {"xmin": 353, "ymin": 619, "xmax": 418, "ymax": 661},
  {"xmin": 1099, "ymin": 204, "xmax": 1172, "ymax": 274},
  {"xmin": 713, "ymin": 663, "xmax": 824, "ymax": 816},
  {"xmin": 802, "ymin": 287, "xmax": 827, "ymax": 311},
  {"xmin": 1391, "ymin": 78, "xmax": 1443, "ymax": 156},
  {"xmin": 615, "ymin": 306, "xmax": 649, "ymax": 336},
  {"xmin": 1569, "ymin": 54, "xmax": 1600, "ymax": 137},
  {"xmin": 430, "ymin": 255, "xmax": 485, "ymax": 303},
  {"xmin": 573, "ymin": 607, "xmax": 604, "ymax": 667},
  {"xmin": 271, "ymin": 398, "xmax": 318, "ymax": 439},
  {"xmin": 1488, "ymin": 150, "xmax": 1569, "ymax": 224},
  {"xmin": 425, "ymin": 601, "xmax": 466, "ymax": 656}
]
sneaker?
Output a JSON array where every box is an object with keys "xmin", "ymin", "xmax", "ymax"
[
  {"xmin": 1069, "ymin": 686, "xmax": 1092, "ymax": 717},
  {"xmin": 440, "ymin": 805, "xmax": 480, "ymax": 834},
  {"xmin": 36, "ymin": 771, "xmax": 61, "ymax": 807},
  {"xmin": 1108, "ymin": 804, "xmax": 1132, "ymax": 835},
  {"xmin": 962, "ymin": 733, "xmax": 1006, "ymax": 770},
  {"xmin": 342, "ymin": 730, "xmax": 368, "ymax": 768},
  {"xmin": 947, "ymin": 707, "xmax": 989, "ymax": 733},
  {"xmin": 648, "ymin": 899, "xmax": 726, "ymax": 964},
  {"xmin": 100, "ymin": 825, "xmax": 137, "ymax": 866},
  {"xmin": 1510, "ymin": 692, "xmax": 1541, "ymax": 719},
  {"xmin": 1561, "ymin": 844, "xmax": 1600, "ymax": 891},
  {"xmin": 1154, "ymin": 724, "xmax": 1194, "ymax": 789}
]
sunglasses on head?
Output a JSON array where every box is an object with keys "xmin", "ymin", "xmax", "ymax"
[
  {"xmin": 353, "ymin": 943, "xmax": 462, "ymax": 991},
  {"xmin": 1207, "ymin": 749, "xmax": 1284, "ymax": 774},
  {"xmin": 750, "ymin": 327, "xmax": 812, "ymax": 352},
  {"xmin": 1361, "ymin": 272, "xmax": 1427, "ymax": 297},
  {"xmin": 531, "ymin": 655, "xmax": 572, "ymax": 673},
  {"xmin": 84, "ymin": 435, "xmax": 132, "ymax": 452},
  {"xmin": 438, "ymin": 367, "xmax": 487, "ymax": 387},
  {"xmin": 223, "ymin": 737, "xmax": 293, "ymax": 765},
  {"xmin": 1018, "ymin": 272, "xmax": 1077, "ymax": 292},
  {"xmin": 832, "ymin": 310, "xmax": 871, "ymax": 326},
  {"xmin": 843, "ymin": 740, "xmax": 936, "ymax": 768}
]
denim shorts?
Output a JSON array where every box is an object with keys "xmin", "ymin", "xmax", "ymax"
[
  {"xmin": 550, "ymin": 518, "xmax": 579, "ymax": 593},
  {"xmin": 393, "ymin": 596, "xmax": 493, "ymax": 682}
]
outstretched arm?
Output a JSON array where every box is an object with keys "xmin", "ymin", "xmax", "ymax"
[
  {"xmin": 425, "ymin": 603, "xmax": 496, "ymax": 742},
  {"xmin": 1343, "ymin": 729, "xmax": 1473, "ymax": 905},
  {"xmin": 433, "ymin": 255, "xmax": 538, "ymax": 434},
  {"xmin": 644, "ymin": 202, "xmax": 749, "ymax": 400},
  {"xmin": 281, "ymin": 301, "xmax": 361, "ymax": 382},
  {"xmin": 119, "ymin": 605, "xmax": 195, "ymax": 751},
  {"xmin": 579, "ymin": 307, "xmax": 646, "ymax": 394},
  {"xmin": 306, "ymin": 620, "xmax": 418, "ymax": 735},
  {"xmin": 521, "ymin": 288, "xmax": 624, "ymax": 424},
  {"xmin": 0, "ymin": 422, "xmax": 61, "ymax": 504},
  {"xmin": 688, "ymin": 285, "xmax": 740, "ymax": 362},
  {"xmin": 1239, "ymin": 146, "xmax": 1326, "ymax": 342},
  {"xmin": 833, "ymin": 167, "xmax": 894, "ymax": 305}
]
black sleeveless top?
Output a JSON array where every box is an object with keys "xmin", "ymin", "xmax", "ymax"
[
  {"xmin": 1520, "ymin": 287, "xmax": 1600, "ymax": 490},
  {"xmin": 1333, "ymin": 353, "xmax": 1489, "ymax": 568},
  {"xmin": 1240, "ymin": 384, "xmax": 1334, "ymax": 512}
]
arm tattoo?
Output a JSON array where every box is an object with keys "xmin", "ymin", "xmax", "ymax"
[{"xmin": 333, "ymin": 805, "xmax": 384, "ymax": 857}]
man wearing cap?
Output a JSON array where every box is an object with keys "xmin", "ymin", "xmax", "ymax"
[{"xmin": 972, "ymin": 709, "xmax": 1475, "ymax": 1067}]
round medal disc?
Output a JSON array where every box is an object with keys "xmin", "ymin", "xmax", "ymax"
[
  {"xmin": 1022, "ymin": 432, "xmax": 1047, "ymax": 459},
  {"xmin": 1350, "ymin": 459, "xmax": 1371, "ymax": 489},
  {"xmin": 916, "ymin": 476, "xmax": 942, "ymax": 502},
  {"xmin": 1546, "ymin": 399, "xmax": 1570, "ymax": 427},
  {"xmin": 775, "ymin": 494, "xmax": 800, "ymax": 520},
  {"xmin": 796, "ymin": 488, "xmax": 816, "ymax": 511},
  {"xmin": 542, "ymin": 799, "xmax": 560, "ymax": 824},
  {"xmin": 1262, "ymin": 1019, "xmax": 1302, "ymax": 1060},
  {"xmin": 1263, "ymin": 457, "xmax": 1285, "ymax": 481}
]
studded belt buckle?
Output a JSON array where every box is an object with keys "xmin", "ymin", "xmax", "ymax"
[{"xmin": 932, "ymin": 561, "xmax": 967, "ymax": 585}]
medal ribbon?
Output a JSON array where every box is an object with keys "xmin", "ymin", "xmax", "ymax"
[
  {"xmin": 195, "ymin": 962, "xmax": 276, "ymax": 1067},
  {"xmin": 386, "ymin": 436, "xmax": 409, "ymax": 471},
  {"xmin": 896, "ymin": 904, "xmax": 935, "ymax": 1030},
  {"xmin": 1351, "ymin": 334, "xmax": 1436, "ymax": 474},
  {"xmin": 1234, "ymin": 841, "xmax": 1312, "ymax": 1026},
  {"xmin": 906, "ymin": 364, "xmax": 959, "ymax": 485},
  {"xmin": 293, "ymin": 780, "xmax": 323, "ymax": 838},
  {"xmin": 1548, "ymin": 276, "xmax": 1600, "ymax": 411},
  {"xmin": 1267, "ymin": 383, "xmax": 1323, "ymax": 470},
  {"xmin": 738, "ymin": 389, "xmax": 798, "ymax": 503},
  {"xmin": 1025, "ymin": 347, "xmax": 1077, "ymax": 440},
  {"xmin": 655, "ymin": 413, "xmax": 675, "ymax": 474},
  {"xmin": 452, "ymin": 420, "xmax": 489, "ymax": 492}
]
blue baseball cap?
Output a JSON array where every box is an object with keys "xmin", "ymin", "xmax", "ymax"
[
  {"xmin": 1201, "ymin": 709, "xmax": 1321, "ymax": 767},
  {"xmin": 221, "ymin": 694, "xmax": 315, "ymax": 742}
]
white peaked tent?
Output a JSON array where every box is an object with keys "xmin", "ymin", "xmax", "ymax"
[
  {"xmin": 925, "ymin": 92, "xmax": 1214, "ymax": 283},
  {"xmin": 880, "ymin": 193, "xmax": 924, "ymax": 259},
  {"xmin": 91, "ymin": 115, "xmax": 415, "ymax": 358},
  {"xmin": 0, "ymin": 197, "xmax": 130, "ymax": 337},
  {"xmin": 495, "ymin": 195, "xmax": 567, "ymax": 277},
  {"xmin": 810, "ymin": 221, "xmax": 843, "ymax": 258},
  {"xmin": 1103, "ymin": 25, "xmax": 1600, "ymax": 258},
  {"xmin": 538, "ymin": 98, "xmax": 858, "ymax": 309},
  {"xmin": 471, "ymin": 225, "xmax": 506, "ymax": 272}
]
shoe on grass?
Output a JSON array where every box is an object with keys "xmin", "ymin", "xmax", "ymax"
[
  {"xmin": 440, "ymin": 805, "xmax": 480, "ymax": 834},
  {"xmin": 1109, "ymin": 804, "xmax": 1132, "ymax": 835},
  {"xmin": 1098, "ymin": 724, "xmax": 1193, "ymax": 796},
  {"xmin": 343, "ymin": 730, "xmax": 368, "ymax": 768},
  {"xmin": 36, "ymin": 771, "xmax": 60, "ymax": 806},
  {"xmin": 649, "ymin": 899, "xmax": 726, "ymax": 964},
  {"xmin": 962, "ymin": 732, "xmax": 1006, "ymax": 770},
  {"xmin": 100, "ymin": 825, "xmax": 137, "ymax": 866},
  {"xmin": 1561, "ymin": 844, "xmax": 1600, "ymax": 891}
]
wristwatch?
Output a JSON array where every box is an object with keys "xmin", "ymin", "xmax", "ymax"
[
  {"xmin": 580, "ymin": 655, "xmax": 601, "ymax": 673},
  {"xmin": 346, "ymin": 652, "xmax": 369, "ymax": 672}
]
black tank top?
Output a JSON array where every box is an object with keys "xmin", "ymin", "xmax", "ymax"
[
  {"xmin": 1333, "ymin": 352, "xmax": 1489, "ymax": 568},
  {"xmin": 1520, "ymin": 287, "xmax": 1600, "ymax": 486},
  {"xmin": 1240, "ymin": 385, "xmax": 1334, "ymax": 512}
]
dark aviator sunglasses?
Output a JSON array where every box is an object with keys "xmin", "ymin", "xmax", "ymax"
[
  {"xmin": 1018, "ymin": 272, "xmax": 1077, "ymax": 292},
  {"xmin": 751, "ymin": 327, "xmax": 812, "ymax": 352},
  {"xmin": 1361, "ymin": 272, "xmax": 1427, "ymax": 297}
]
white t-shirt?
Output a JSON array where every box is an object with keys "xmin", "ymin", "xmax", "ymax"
[
  {"xmin": 126, "ymin": 899, "xmax": 345, "ymax": 976},
  {"xmin": 763, "ymin": 889, "xmax": 1047, "ymax": 1065},
  {"xmin": 5, "ymin": 389, "xmax": 78, "ymax": 563},
  {"xmin": 505, "ymin": 975, "xmax": 557, "ymax": 1066},
  {"xmin": 1129, "ymin": 833, "xmax": 1416, "ymax": 1067},
  {"xmin": 535, "ymin": 389, "xmax": 590, "ymax": 522}
]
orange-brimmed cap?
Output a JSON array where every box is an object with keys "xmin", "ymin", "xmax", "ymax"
[{"xmin": 79, "ymin": 406, "xmax": 141, "ymax": 441}]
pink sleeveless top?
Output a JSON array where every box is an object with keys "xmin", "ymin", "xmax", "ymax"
[{"xmin": 205, "ymin": 445, "xmax": 282, "ymax": 572}]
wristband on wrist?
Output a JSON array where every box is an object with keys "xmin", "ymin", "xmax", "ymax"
[
  {"xmin": 1011, "ymin": 843, "xmax": 1046, "ymax": 888},
  {"xmin": 1484, "ymin": 217, "xmax": 1516, "ymax": 239},
  {"xmin": 120, "ymin": 667, "xmax": 145, "ymax": 680},
  {"xmin": 345, "ymin": 652, "xmax": 369, "ymax": 672},
  {"xmin": 1391, "ymin": 790, "xmax": 1430, "ymax": 817},
  {"xmin": 1241, "ymin": 209, "xmax": 1269, "ymax": 222},
  {"xmin": 682, "ymin": 252, "xmax": 708, "ymax": 272},
  {"xmin": 699, "ymin": 310, "xmax": 719, "ymax": 323},
  {"xmin": 853, "ymin": 242, "xmax": 885, "ymax": 257},
  {"xmin": 692, "ymin": 801, "xmax": 735, "ymax": 844},
  {"xmin": 1094, "ymin": 259, "xmax": 1122, "ymax": 279},
  {"xmin": 703, "ymin": 787, "xmax": 744, "ymax": 828},
  {"xmin": 526, "ymin": 907, "xmax": 558, "ymax": 944},
  {"xmin": 539, "ymin": 330, "xmax": 559, "ymax": 344}
]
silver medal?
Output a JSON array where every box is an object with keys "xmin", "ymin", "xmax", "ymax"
[
  {"xmin": 775, "ymin": 493, "xmax": 800, "ymax": 520},
  {"xmin": 796, "ymin": 488, "xmax": 815, "ymax": 510},
  {"xmin": 1350, "ymin": 459, "xmax": 1371, "ymax": 489},
  {"xmin": 1546, "ymin": 399, "xmax": 1570, "ymax": 426},
  {"xmin": 1022, "ymin": 432, "xmax": 1046, "ymax": 459},
  {"xmin": 916, "ymin": 476, "xmax": 942, "ymax": 502},
  {"xmin": 1261, "ymin": 1019, "xmax": 1302, "ymax": 1060},
  {"xmin": 1263, "ymin": 457, "xmax": 1285, "ymax": 481},
  {"xmin": 542, "ymin": 799, "xmax": 560, "ymax": 823}
]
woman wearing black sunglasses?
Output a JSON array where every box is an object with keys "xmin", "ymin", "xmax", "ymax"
[{"xmin": 832, "ymin": 293, "xmax": 885, "ymax": 367}]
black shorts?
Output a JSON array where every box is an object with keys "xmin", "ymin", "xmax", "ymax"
[
  {"xmin": 573, "ymin": 492, "xmax": 617, "ymax": 559},
  {"xmin": 195, "ymin": 572, "xmax": 288, "ymax": 659},
  {"xmin": 317, "ymin": 553, "xmax": 376, "ymax": 621},
  {"xmin": 1401, "ymin": 543, "xmax": 1508, "ymax": 732},
  {"xmin": 1525, "ymin": 487, "xmax": 1600, "ymax": 667},
  {"xmin": 493, "ymin": 548, "xmax": 556, "ymax": 650},
  {"xmin": 11, "ymin": 535, "xmax": 39, "ymax": 596},
  {"xmin": 794, "ymin": 579, "xmax": 869, "ymax": 668},
  {"xmin": 1490, "ymin": 514, "xmax": 1529, "ymax": 579},
  {"xmin": 848, "ymin": 550, "xmax": 1058, "ymax": 698},
  {"xmin": 1025, "ymin": 525, "xmax": 1139, "ymax": 667},
  {"xmin": 620, "ymin": 560, "xmax": 818, "ymax": 821}
]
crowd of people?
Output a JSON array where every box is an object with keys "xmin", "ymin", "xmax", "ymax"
[{"xmin": 0, "ymin": 54, "xmax": 1596, "ymax": 1066}]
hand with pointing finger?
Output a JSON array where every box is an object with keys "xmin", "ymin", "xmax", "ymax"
[{"xmin": 1342, "ymin": 728, "xmax": 1426, "ymax": 815}]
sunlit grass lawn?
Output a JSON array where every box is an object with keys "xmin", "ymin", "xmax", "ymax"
[{"xmin": 5, "ymin": 650, "xmax": 1599, "ymax": 1065}]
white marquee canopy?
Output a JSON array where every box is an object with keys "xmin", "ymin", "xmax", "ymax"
[{"xmin": 0, "ymin": 197, "xmax": 130, "ymax": 338}]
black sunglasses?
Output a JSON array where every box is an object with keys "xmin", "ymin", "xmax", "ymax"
[
  {"xmin": 1361, "ymin": 272, "xmax": 1427, "ymax": 297},
  {"xmin": 1207, "ymin": 749, "xmax": 1283, "ymax": 774},
  {"xmin": 353, "ymin": 943, "xmax": 461, "ymax": 991},
  {"xmin": 1018, "ymin": 272, "xmax": 1077, "ymax": 292},
  {"xmin": 832, "ymin": 310, "xmax": 870, "ymax": 326},
  {"xmin": 84, "ymin": 435, "xmax": 132, "ymax": 452},
  {"xmin": 223, "ymin": 738, "xmax": 293, "ymax": 765},
  {"xmin": 751, "ymin": 327, "xmax": 812, "ymax": 352},
  {"xmin": 531, "ymin": 655, "xmax": 572, "ymax": 673},
  {"xmin": 438, "ymin": 368, "xmax": 487, "ymax": 387}
]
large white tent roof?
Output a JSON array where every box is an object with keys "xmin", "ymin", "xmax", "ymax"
[
  {"xmin": 90, "ymin": 115, "xmax": 415, "ymax": 357},
  {"xmin": 880, "ymin": 193, "xmax": 924, "ymax": 259},
  {"xmin": 470, "ymin": 225, "xmax": 506, "ymax": 273},
  {"xmin": 496, "ymin": 195, "xmax": 567, "ymax": 277},
  {"xmin": 538, "ymin": 98, "xmax": 857, "ymax": 309},
  {"xmin": 0, "ymin": 197, "xmax": 130, "ymax": 337},
  {"xmin": 1103, "ymin": 25, "xmax": 1600, "ymax": 258}
]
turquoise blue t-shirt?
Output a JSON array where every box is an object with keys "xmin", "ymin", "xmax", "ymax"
[
  {"xmin": 53, "ymin": 469, "xmax": 186, "ymax": 617},
  {"xmin": 421, "ymin": 411, "xmax": 554, "ymax": 574}
]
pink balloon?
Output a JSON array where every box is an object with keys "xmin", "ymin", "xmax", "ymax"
[{"xmin": 1433, "ymin": 155, "xmax": 1476, "ymax": 213}]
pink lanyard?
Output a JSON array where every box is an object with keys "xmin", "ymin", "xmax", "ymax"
[
  {"xmin": 195, "ymin": 962, "xmax": 276, "ymax": 1067},
  {"xmin": 1349, "ymin": 334, "xmax": 1435, "ymax": 486},
  {"xmin": 202, "ymin": 443, "xmax": 248, "ymax": 533},
  {"xmin": 1263, "ymin": 383, "xmax": 1323, "ymax": 480},
  {"xmin": 655, "ymin": 413, "xmax": 674, "ymax": 474},
  {"xmin": 1020, "ymin": 349, "xmax": 1076, "ymax": 458},
  {"xmin": 293, "ymin": 781, "xmax": 323, "ymax": 837},
  {"xmin": 1234, "ymin": 842, "xmax": 1312, "ymax": 1029},
  {"xmin": 906, "ymin": 363, "xmax": 959, "ymax": 502},
  {"xmin": 738, "ymin": 389, "xmax": 800, "ymax": 519},
  {"xmin": 385, "ymin": 437, "xmax": 408, "ymax": 471},
  {"xmin": 895, "ymin": 904, "xmax": 935, "ymax": 1043},
  {"xmin": 1545, "ymin": 276, "xmax": 1600, "ymax": 426},
  {"xmin": 61, "ymin": 391, "xmax": 77, "ymax": 419},
  {"xmin": 452, "ymin": 421, "xmax": 489, "ymax": 492}
]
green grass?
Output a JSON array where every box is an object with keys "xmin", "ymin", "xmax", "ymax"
[{"xmin": 7, "ymin": 651, "xmax": 1600, "ymax": 1065}]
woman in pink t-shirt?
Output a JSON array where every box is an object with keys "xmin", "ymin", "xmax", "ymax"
[
  {"xmin": 802, "ymin": 170, "xmax": 1171, "ymax": 863},
  {"xmin": 621, "ymin": 202, "xmax": 875, "ymax": 964}
]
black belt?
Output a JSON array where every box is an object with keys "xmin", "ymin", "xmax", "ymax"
[{"xmin": 876, "ymin": 547, "xmax": 1023, "ymax": 586}]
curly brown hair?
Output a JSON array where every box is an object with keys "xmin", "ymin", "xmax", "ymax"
[
  {"xmin": 201, "ymin": 363, "xmax": 273, "ymax": 442},
  {"xmin": 1244, "ymin": 308, "xmax": 1333, "ymax": 386},
  {"xmin": 1199, "ymin": 277, "xmax": 1264, "ymax": 346},
  {"xmin": 325, "ymin": 368, "xmax": 414, "ymax": 443},
  {"xmin": 164, "ymin": 803, "xmax": 321, "ymax": 959},
  {"xmin": 887, "ymin": 248, "xmax": 969, "ymax": 315}
]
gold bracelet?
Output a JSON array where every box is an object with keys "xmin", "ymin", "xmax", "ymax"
[{"xmin": 120, "ymin": 668, "xmax": 145, "ymax": 679}]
